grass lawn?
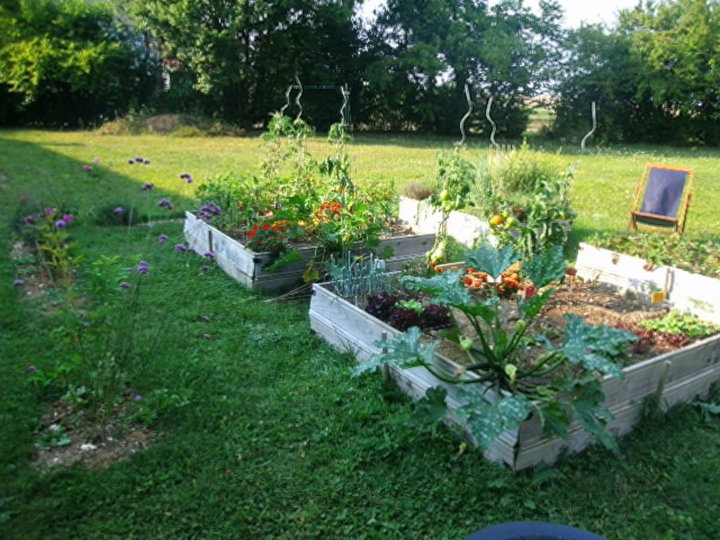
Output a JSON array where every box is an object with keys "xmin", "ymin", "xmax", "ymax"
[{"xmin": 1, "ymin": 129, "xmax": 720, "ymax": 538}]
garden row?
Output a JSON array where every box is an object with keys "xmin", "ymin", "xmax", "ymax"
[{"xmin": 181, "ymin": 120, "xmax": 720, "ymax": 471}]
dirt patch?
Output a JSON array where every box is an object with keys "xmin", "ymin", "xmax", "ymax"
[
  {"xmin": 29, "ymin": 401, "xmax": 153, "ymax": 471},
  {"xmin": 438, "ymin": 278, "xmax": 711, "ymax": 370}
]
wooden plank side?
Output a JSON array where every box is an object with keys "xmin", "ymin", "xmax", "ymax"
[
  {"xmin": 669, "ymin": 268, "xmax": 720, "ymax": 325},
  {"xmin": 183, "ymin": 212, "xmax": 211, "ymax": 253},
  {"xmin": 575, "ymin": 242, "xmax": 670, "ymax": 296},
  {"xmin": 445, "ymin": 211, "xmax": 491, "ymax": 247},
  {"xmin": 377, "ymin": 233, "xmax": 436, "ymax": 257},
  {"xmin": 397, "ymin": 196, "xmax": 491, "ymax": 247},
  {"xmin": 601, "ymin": 335, "xmax": 720, "ymax": 406}
]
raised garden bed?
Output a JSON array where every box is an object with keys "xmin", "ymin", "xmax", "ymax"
[
  {"xmin": 309, "ymin": 274, "xmax": 720, "ymax": 470},
  {"xmin": 184, "ymin": 211, "xmax": 436, "ymax": 292},
  {"xmin": 575, "ymin": 242, "xmax": 720, "ymax": 325}
]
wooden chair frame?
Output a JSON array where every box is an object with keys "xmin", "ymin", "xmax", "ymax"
[{"xmin": 629, "ymin": 163, "xmax": 694, "ymax": 235}]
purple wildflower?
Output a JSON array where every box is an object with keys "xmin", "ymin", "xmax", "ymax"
[
  {"xmin": 24, "ymin": 215, "xmax": 35, "ymax": 224},
  {"xmin": 113, "ymin": 207, "xmax": 124, "ymax": 215},
  {"xmin": 187, "ymin": 248, "xmax": 197, "ymax": 255},
  {"xmin": 203, "ymin": 334, "xmax": 212, "ymax": 341},
  {"xmin": 133, "ymin": 394, "xmax": 143, "ymax": 402},
  {"xmin": 200, "ymin": 315, "xmax": 210, "ymax": 323},
  {"xmin": 44, "ymin": 207, "xmax": 55, "ymax": 216},
  {"xmin": 144, "ymin": 159, "xmax": 151, "ymax": 165},
  {"xmin": 203, "ymin": 252, "xmax": 215, "ymax": 260},
  {"xmin": 62, "ymin": 214, "xmax": 74, "ymax": 224},
  {"xmin": 141, "ymin": 183, "xmax": 155, "ymax": 191},
  {"xmin": 119, "ymin": 282, "xmax": 130, "ymax": 289},
  {"xmin": 82, "ymin": 164, "xmax": 93, "ymax": 171},
  {"xmin": 27, "ymin": 364, "xmax": 37, "ymax": 373},
  {"xmin": 158, "ymin": 234, "xmax": 168, "ymax": 245},
  {"xmin": 135, "ymin": 156, "xmax": 144, "ymax": 163},
  {"xmin": 157, "ymin": 198, "xmax": 174, "ymax": 210},
  {"xmin": 137, "ymin": 261, "xmax": 149, "ymax": 275},
  {"xmin": 200, "ymin": 265, "xmax": 210, "ymax": 272},
  {"xmin": 128, "ymin": 160, "xmax": 135, "ymax": 165},
  {"xmin": 13, "ymin": 280, "xmax": 25, "ymax": 287},
  {"xmin": 54, "ymin": 219, "xmax": 67, "ymax": 228},
  {"xmin": 174, "ymin": 244, "xmax": 187, "ymax": 252}
]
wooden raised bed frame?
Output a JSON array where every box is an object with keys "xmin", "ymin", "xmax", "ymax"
[
  {"xmin": 309, "ymin": 279, "xmax": 720, "ymax": 470},
  {"xmin": 184, "ymin": 211, "xmax": 436, "ymax": 292}
]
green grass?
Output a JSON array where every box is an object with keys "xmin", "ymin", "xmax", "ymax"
[{"xmin": 1, "ymin": 129, "xmax": 720, "ymax": 538}]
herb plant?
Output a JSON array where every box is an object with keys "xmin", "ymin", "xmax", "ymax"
[
  {"xmin": 639, "ymin": 311, "xmax": 718, "ymax": 339},
  {"xmin": 354, "ymin": 243, "xmax": 638, "ymax": 452}
]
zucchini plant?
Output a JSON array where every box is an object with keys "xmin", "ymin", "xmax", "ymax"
[{"xmin": 353, "ymin": 244, "xmax": 638, "ymax": 452}]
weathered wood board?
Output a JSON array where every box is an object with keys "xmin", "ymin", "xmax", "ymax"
[{"xmin": 398, "ymin": 196, "xmax": 491, "ymax": 247}]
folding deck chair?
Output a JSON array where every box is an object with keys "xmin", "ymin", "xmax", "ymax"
[{"xmin": 629, "ymin": 163, "xmax": 694, "ymax": 234}]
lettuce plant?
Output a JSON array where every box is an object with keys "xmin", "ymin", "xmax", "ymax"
[{"xmin": 354, "ymin": 244, "xmax": 638, "ymax": 452}]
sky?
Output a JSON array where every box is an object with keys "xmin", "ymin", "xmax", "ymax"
[{"xmin": 361, "ymin": 0, "xmax": 642, "ymax": 28}]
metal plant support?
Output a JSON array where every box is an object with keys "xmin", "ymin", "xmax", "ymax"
[
  {"xmin": 293, "ymin": 74, "xmax": 303, "ymax": 121},
  {"xmin": 340, "ymin": 84, "xmax": 351, "ymax": 128},
  {"xmin": 280, "ymin": 84, "xmax": 293, "ymax": 116},
  {"xmin": 279, "ymin": 75, "xmax": 304, "ymax": 121},
  {"xmin": 486, "ymin": 96, "xmax": 500, "ymax": 149},
  {"xmin": 581, "ymin": 101, "xmax": 597, "ymax": 152},
  {"xmin": 459, "ymin": 84, "xmax": 472, "ymax": 146}
]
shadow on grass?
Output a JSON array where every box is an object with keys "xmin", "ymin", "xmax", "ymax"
[{"xmin": 0, "ymin": 135, "xmax": 195, "ymax": 227}]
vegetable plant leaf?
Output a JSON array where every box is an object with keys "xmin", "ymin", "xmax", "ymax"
[
  {"xmin": 536, "ymin": 400, "xmax": 570, "ymax": 440},
  {"xmin": 519, "ymin": 288, "xmax": 554, "ymax": 319},
  {"xmin": 561, "ymin": 315, "xmax": 636, "ymax": 378},
  {"xmin": 410, "ymin": 386, "xmax": 448, "ymax": 428},
  {"xmin": 465, "ymin": 244, "xmax": 520, "ymax": 281},
  {"xmin": 457, "ymin": 389, "xmax": 533, "ymax": 451},
  {"xmin": 521, "ymin": 245, "xmax": 566, "ymax": 288},
  {"xmin": 402, "ymin": 270, "xmax": 471, "ymax": 307},
  {"xmin": 264, "ymin": 249, "xmax": 303, "ymax": 271},
  {"xmin": 562, "ymin": 378, "xmax": 619, "ymax": 453},
  {"xmin": 462, "ymin": 298, "xmax": 499, "ymax": 324},
  {"xmin": 353, "ymin": 327, "xmax": 439, "ymax": 377}
]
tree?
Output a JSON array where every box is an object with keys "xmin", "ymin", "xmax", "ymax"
[
  {"xmin": 552, "ymin": 0, "xmax": 720, "ymax": 145},
  {"xmin": 621, "ymin": 0, "xmax": 720, "ymax": 144},
  {"xmin": 362, "ymin": 0, "xmax": 564, "ymax": 135},
  {"xmin": 0, "ymin": 0, "xmax": 156, "ymax": 126},
  {"xmin": 129, "ymin": 0, "xmax": 365, "ymax": 128}
]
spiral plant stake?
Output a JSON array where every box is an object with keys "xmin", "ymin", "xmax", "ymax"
[
  {"xmin": 293, "ymin": 74, "xmax": 303, "ymax": 121},
  {"xmin": 486, "ymin": 96, "xmax": 500, "ymax": 150},
  {"xmin": 340, "ymin": 84, "xmax": 351, "ymax": 128},
  {"xmin": 459, "ymin": 83, "xmax": 472, "ymax": 146},
  {"xmin": 581, "ymin": 101, "xmax": 597, "ymax": 152}
]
